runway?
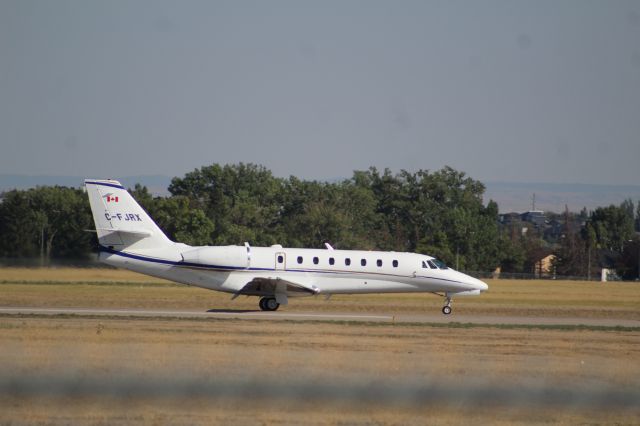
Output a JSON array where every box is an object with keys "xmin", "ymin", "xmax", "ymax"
[{"xmin": 1, "ymin": 306, "xmax": 638, "ymax": 328}]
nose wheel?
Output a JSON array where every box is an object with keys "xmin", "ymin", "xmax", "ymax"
[
  {"xmin": 259, "ymin": 297, "xmax": 280, "ymax": 311},
  {"xmin": 442, "ymin": 296, "xmax": 452, "ymax": 315}
]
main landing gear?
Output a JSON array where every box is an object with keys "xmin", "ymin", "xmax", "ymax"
[
  {"xmin": 259, "ymin": 297, "xmax": 280, "ymax": 311},
  {"xmin": 442, "ymin": 296, "xmax": 452, "ymax": 315}
]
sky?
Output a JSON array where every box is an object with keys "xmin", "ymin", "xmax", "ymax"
[{"xmin": 1, "ymin": 0, "xmax": 639, "ymax": 185}]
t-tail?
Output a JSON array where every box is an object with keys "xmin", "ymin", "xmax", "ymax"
[{"xmin": 85, "ymin": 179, "xmax": 173, "ymax": 251}]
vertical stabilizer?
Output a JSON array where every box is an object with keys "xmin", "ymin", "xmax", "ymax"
[{"xmin": 85, "ymin": 179, "xmax": 172, "ymax": 250}]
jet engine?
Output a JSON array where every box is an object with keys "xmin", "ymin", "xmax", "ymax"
[{"xmin": 181, "ymin": 245, "xmax": 250, "ymax": 269}]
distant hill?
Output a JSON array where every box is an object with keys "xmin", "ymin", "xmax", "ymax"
[
  {"xmin": 484, "ymin": 181, "xmax": 640, "ymax": 213},
  {"xmin": 0, "ymin": 175, "xmax": 172, "ymax": 197},
  {"xmin": 2, "ymin": 175, "xmax": 638, "ymax": 213}
]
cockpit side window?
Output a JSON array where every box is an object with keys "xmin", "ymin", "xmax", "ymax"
[
  {"xmin": 427, "ymin": 260, "xmax": 437, "ymax": 269},
  {"xmin": 422, "ymin": 260, "xmax": 429, "ymax": 268}
]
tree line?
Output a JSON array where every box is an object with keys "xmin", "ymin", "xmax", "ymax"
[{"xmin": 0, "ymin": 163, "xmax": 638, "ymax": 279}]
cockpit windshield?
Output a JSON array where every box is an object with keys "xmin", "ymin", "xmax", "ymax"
[
  {"xmin": 422, "ymin": 258, "xmax": 449, "ymax": 270},
  {"xmin": 432, "ymin": 259, "xmax": 448, "ymax": 269}
]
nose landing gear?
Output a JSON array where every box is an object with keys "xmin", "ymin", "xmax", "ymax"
[{"xmin": 442, "ymin": 296, "xmax": 452, "ymax": 315}]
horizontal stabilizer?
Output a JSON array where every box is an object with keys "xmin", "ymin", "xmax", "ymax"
[{"xmin": 95, "ymin": 228, "xmax": 153, "ymax": 238}]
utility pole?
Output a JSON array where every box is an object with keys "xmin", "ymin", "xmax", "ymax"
[
  {"xmin": 637, "ymin": 241, "xmax": 640, "ymax": 281},
  {"xmin": 40, "ymin": 223, "xmax": 44, "ymax": 267},
  {"xmin": 587, "ymin": 244, "xmax": 591, "ymax": 281},
  {"xmin": 531, "ymin": 193, "xmax": 536, "ymax": 211}
]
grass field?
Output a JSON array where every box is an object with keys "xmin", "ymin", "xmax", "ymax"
[
  {"xmin": 1, "ymin": 268, "xmax": 639, "ymax": 425},
  {"xmin": 1, "ymin": 267, "xmax": 639, "ymax": 319}
]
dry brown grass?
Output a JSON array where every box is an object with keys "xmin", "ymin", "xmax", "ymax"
[
  {"xmin": 0, "ymin": 266, "xmax": 170, "ymax": 283},
  {"xmin": 0, "ymin": 316, "xmax": 638, "ymax": 425},
  {"xmin": 2, "ymin": 317, "xmax": 637, "ymax": 384}
]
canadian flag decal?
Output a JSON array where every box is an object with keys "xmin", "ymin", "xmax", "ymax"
[{"xmin": 104, "ymin": 194, "xmax": 119, "ymax": 203}]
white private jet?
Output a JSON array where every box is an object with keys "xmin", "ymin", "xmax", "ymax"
[{"xmin": 85, "ymin": 179, "xmax": 488, "ymax": 314}]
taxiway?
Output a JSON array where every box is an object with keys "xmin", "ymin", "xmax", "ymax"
[{"xmin": 1, "ymin": 306, "xmax": 638, "ymax": 328}]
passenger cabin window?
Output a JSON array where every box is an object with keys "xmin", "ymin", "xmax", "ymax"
[
  {"xmin": 361, "ymin": 259, "xmax": 367, "ymax": 267},
  {"xmin": 297, "ymin": 256, "xmax": 303, "ymax": 264},
  {"xmin": 329, "ymin": 257, "xmax": 335, "ymax": 265},
  {"xmin": 313, "ymin": 257, "xmax": 319, "ymax": 265},
  {"xmin": 277, "ymin": 255, "xmax": 284, "ymax": 264},
  {"xmin": 345, "ymin": 258, "xmax": 351, "ymax": 266},
  {"xmin": 392, "ymin": 260, "xmax": 398, "ymax": 268},
  {"xmin": 377, "ymin": 259, "xmax": 382, "ymax": 267}
]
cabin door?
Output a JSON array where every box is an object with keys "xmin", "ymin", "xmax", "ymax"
[{"xmin": 275, "ymin": 252, "xmax": 286, "ymax": 271}]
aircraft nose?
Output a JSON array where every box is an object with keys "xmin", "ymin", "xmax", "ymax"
[
  {"xmin": 454, "ymin": 271, "xmax": 489, "ymax": 292},
  {"xmin": 474, "ymin": 278, "xmax": 489, "ymax": 292},
  {"xmin": 462, "ymin": 274, "xmax": 488, "ymax": 292}
]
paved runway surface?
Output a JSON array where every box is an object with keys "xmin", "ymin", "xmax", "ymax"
[{"xmin": 1, "ymin": 306, "xmax": 638, "ymax": 327}]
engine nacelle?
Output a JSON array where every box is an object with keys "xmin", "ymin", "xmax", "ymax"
[{"xmin": 181, "ymin": 246, "xmax": 249, "ymax": 269}]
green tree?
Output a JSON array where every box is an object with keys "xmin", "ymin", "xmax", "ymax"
[
  {"xmin": 590, "ymin": 203, "xmax": 635, "ymax": 252},
  {"xmin": 583, "ymin": 221, "xmax": 598, "ymax": 280},
  {"xmin": 0, "ymin": 187, "xmax": 94, "ymax": 262},
  {"xmin": 129, "ymin": 184, "xmax": 155, "ymax": 213},
  {"xmin": 130, "ymin": 184, "xmax": 214, "ymax": 246},
  {"xmin": 152, "ymin": 197, "xmax": 215, "ymax": 246},
  {"xmin": 169, "ymin": 163, "xmax": 284, "ymax": 245},
  {"xmin": 0, "ymin": 190, "xmax": 40, "ymax": 257},
  {"xmin": 345, "ymin": 166, "xmax": 499, "ymax": 271},
  {"xmin": 278, "ymin": 178, "xmax": 344, "ymax": 248},
  {"xmin": 497, "ymin": 233, "xmax": 526, "ymax": 273}
]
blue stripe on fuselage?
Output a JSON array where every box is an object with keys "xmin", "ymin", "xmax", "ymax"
[{"xmin": 98, "ymin": 245, "xmax": 466, "ymax": 285}]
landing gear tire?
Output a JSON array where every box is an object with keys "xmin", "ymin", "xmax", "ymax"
[
  {"xmin": 442, "ymin": 295, "xmax": 452, "ymax": 315},
  {"xmin": 259, "ymin": 297, "xmax": 280, "ymax": 312}
]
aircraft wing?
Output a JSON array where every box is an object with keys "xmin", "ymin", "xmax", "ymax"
[{"xmin": 234, "ymin": 277, "xmax": 319, "ymax": 297}]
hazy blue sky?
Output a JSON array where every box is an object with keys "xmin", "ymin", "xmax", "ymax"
[{"xmin": 1, "ymin": 0, "xmax": 639, "ymax": 184}]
